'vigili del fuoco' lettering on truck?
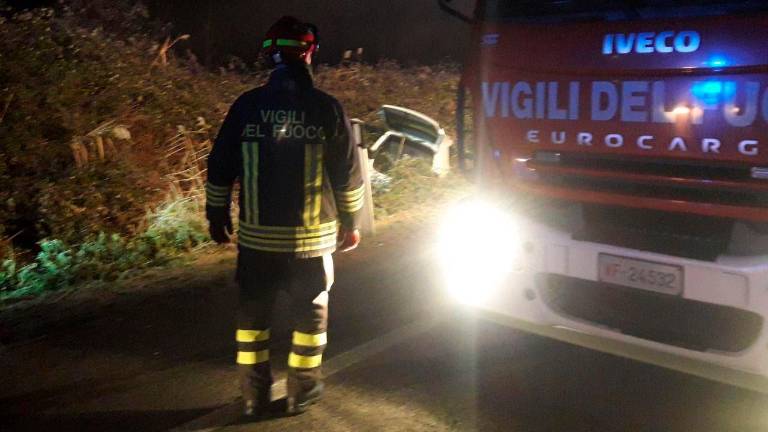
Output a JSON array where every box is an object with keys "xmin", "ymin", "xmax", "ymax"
[{"xmin": 481, "ymin": 80, "xmax": 765, "ymax": 155}]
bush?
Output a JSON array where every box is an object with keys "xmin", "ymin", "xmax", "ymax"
[
  {"xmin": 1, "ymin": 240, "xmax": 73, "ymax": 298},
  {"xmin": 0, "ymin": 6, "xmax": 249, "ymax": 249},
  {"xmin": 0, "ymin": 198, "xmax": 208, "ymax": 300},
  {"xmin": 36, "ymin": 160, "xmax": 160, "ymax": 244},
  {"xmin": 142, "ymin": 198, "xmax": 208, "ymax": 252}
]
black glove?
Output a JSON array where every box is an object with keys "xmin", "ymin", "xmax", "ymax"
[{"xmin": 206, "ymin": 206, "xmax": 233, "ymax": 244}]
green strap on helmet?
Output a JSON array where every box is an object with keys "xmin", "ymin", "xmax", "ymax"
[{"xmin": 262, "ymin": 39, "xmax": 310, "ymax": 49}]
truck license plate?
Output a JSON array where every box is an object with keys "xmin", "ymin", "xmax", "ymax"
[{"xmin": 598, "ymin": 254, "xmax": 683, "ymax": 295}]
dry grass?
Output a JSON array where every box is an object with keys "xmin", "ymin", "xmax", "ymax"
[
  {"xmin": 316, "ymin": 61, "xmax": 460, "ymax": 135},
  {"xmin": 373, "ymin": 158, "xmax": 471, "ymax": 220},
  {"xmin": 163, "ymin": 120, "xmax": 214, "ymax": 204}
]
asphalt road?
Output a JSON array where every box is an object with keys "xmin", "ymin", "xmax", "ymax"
[{"xmin": 2, "ymin": 219, "xmax": 768, "ymax": 432}]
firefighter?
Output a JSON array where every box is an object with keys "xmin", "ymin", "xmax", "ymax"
[{"xmin": 205, "ymin": 16, "xmax": 364, "ymax": 418}]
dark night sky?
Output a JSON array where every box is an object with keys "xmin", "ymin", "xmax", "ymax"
[
  {"xmin": 6, "ymin": 0, "xmax": 473, "ymax": 66},
  {"xmin": 144, "ymin": 0, "xmax": 473, "ymax": 66}
]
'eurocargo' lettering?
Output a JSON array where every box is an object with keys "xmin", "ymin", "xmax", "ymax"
[
  {"xmin": 602, "ymin": 31, "xmax": 701, "ymax": 54},
  {"xmin": 523, "ymin": 131, "xmax": 760, "ymax": 156}
]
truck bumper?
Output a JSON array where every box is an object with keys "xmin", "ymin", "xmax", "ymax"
[{"xmin": 464, "ymin": 212, "xmax": 768, "ymax": 392}]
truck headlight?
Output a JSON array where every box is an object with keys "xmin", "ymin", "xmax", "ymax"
[{"xmin": 436, "ymin": 199, "xmax": 522, "ymax": 305}]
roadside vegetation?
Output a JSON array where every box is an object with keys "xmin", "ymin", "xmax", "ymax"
[{"xmin": 0, "ymin": 1, "xmax": 467, "ymax": 302}]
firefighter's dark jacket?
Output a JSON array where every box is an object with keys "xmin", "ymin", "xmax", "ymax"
[{"xmin": 205, "ymin": 65, "xmax": 364, "ymax": 258}]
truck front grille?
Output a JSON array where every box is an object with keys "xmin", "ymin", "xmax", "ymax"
[
  {"xmin": 575, "ymin": 205, "xmax": 733, "ymax": 261},
  {"xmin": 539, "ymin": 274, "xmax": 763, "ymax": 353},
  {"xmin": 523, "ymin": 152, "xmax": 768, "ymax": 259},
  {"xmin": 530, "ymin": 152, "xmax": 768, "ymax": 208}
]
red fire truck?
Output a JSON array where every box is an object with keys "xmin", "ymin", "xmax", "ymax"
[{"xmin": 437, "ymin": 0, "xmax": 768, "ymax": 391}]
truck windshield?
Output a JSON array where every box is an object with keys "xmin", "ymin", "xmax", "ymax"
[{"xmin": 476, "ymin": 0, "xmax": 768, "ymax": 22}]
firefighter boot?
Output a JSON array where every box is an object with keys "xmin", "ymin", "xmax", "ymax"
[
  {"xmin": 286, "ymin": 378, "xmax": 324, "ymax": 415},
  {"xmin": 238, "ymin": 354, "xmax": 273, "ymax": 418},
  {"xmin": 284, "ymin": 258, "xmax": 330, "ymax": 415},
  {"xmin": 241, "ymin": 372, "xmax": 272, "ymax": 418}
]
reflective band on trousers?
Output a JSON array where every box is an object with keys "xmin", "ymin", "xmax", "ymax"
[
  {"xmin": 236, "ymin": 329, "xmax": 270, "ymax": 343},
  {"xmin": 237, "ymin": 350, "xmax": 270, "ymax": 365},
  {"xmin": 292, "ymin": 331, "xmax": 327, "ymax": 347},
  {"xmin": 288, "ymin": 352, "xmax": 323, "ymax": 369}
]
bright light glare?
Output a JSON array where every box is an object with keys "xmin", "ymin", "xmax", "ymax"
[
  {"xmin": 437, "ymin": 200, "xmax": 521, "ymax": 305},
  {"xmin": 672, "ymin": 105, "xmax": 690, "ymax": 115},
  {"xmin": 705, "ymin": 55, "xmax": 728, "ymax": 68}
]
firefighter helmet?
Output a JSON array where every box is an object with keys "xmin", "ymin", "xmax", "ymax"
[{"xmin": 262, "ymin": 16, "xmax": 319, "ymax": 66}]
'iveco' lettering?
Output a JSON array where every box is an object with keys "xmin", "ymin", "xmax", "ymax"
[{"xmin": 602, "ymin": 31, "xmax": 700, "ymax": 55}]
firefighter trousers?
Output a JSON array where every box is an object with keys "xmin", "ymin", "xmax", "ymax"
[{"xmin": 235, "ymin": 248, "xmax": 334, "ymax": 405}]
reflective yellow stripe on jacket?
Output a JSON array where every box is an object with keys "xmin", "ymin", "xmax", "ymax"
[
  {"xmin": 303, "ymin": 144, "xmax": 324, "ymax": 227},
  {"xmin": 236, "ymin": 141, "xmax": 337, "ymax": 255},
  {"xmin": 238, "ymin": 220, "xmax": 338, "ymax": 253},
  {"xmin": 334, "ymin": 185, "xmax": 365, "ymax": 213},
  {"xmin": 205, "ymin": 181, "xmax": 231, "ymax": 208},
  {"xmin": 242, "ymin": 142, "xmax": 259, "ymax": 223}
]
